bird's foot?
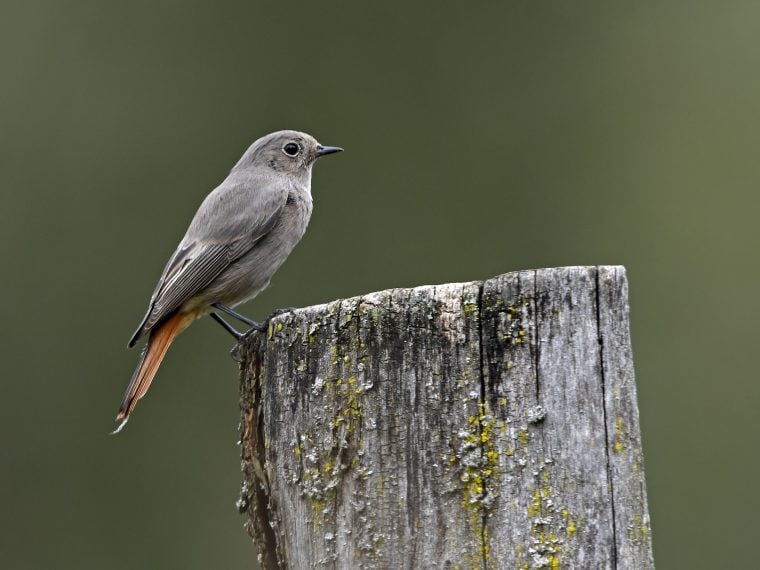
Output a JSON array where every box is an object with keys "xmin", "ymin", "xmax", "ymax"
[
  {"xmin": 230, "ymin": 342, "xmax": 244, "ymax": 363},
  {"xmin": 229, "ymin": 324, "xmax": 267, "ymax": 362},
  {"xmin": 267, "ymin": 306, "xmax": 296, "ymax": 320},
  {"xmin": 220, "ymin": 307, "xmax": 296, "ymax": 363}
]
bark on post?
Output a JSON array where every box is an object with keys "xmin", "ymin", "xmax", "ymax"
[{"xmin": 237, "ymin": 266, "xmax": 654, "ymax": 569}]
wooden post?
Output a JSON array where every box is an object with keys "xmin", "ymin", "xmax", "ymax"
[{"xmin": 237, "ymin": 266, "xmax": 654, "ymax": 569}]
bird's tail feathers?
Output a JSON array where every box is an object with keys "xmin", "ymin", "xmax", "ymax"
[{"xmin": 113, "ymin": 311, "xmax": 194, "ymax": 432}]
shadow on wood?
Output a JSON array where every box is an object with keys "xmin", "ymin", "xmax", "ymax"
[{"xmin": 237, "ymin": 266, "xmax": 654, "ymax": 569}]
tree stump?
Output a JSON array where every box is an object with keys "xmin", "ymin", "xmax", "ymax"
[{"xmin": 237, "ymin": 266, "xmax": 654, "ymax": 569}]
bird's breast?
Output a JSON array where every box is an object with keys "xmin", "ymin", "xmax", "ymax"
[{"xmin": 282, "ymin": 190, "xmax": 313, "ymax": 241}]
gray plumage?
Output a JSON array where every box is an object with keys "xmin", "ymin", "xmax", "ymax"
[
  {"xmin": 115, "ymin": 130, "xmax": 342, "ymax": 430},
  {"xmin": 128, "ymin": 130, "xmax": 338, "ymax": 346}
]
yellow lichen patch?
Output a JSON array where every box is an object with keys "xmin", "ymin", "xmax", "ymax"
[
  {"xmin": 627, "ymin": 513, "xmax": 651, "ymax": 543},
  {"xmin": 450, "ymin": 403, "xmax": 500, "ymax": 568},
  {"xmin": 567, "ymin": 520, "xmax": 577, "ymax": 536},
  {"xmin": 482, "ymin": 526, "xmax": 492, "ymax": 569},
  {"xmin": 500, "ymin": 304, "xmax": 528, "ymax": 346},
  {"xmin": 330, "ymin": 375, "xmax": 363, "ymax": 432},
  {"xmin": 310, "ymin": 499, "xmax": 324, "ymax": 529},
  {"xmin": 293, "ymin": 368, "xmax": 368, "ymax": 537},
  {"xmin": 528, "ymin": 488, "xmax": 542, "ymax": 518},
  {"xmin": 526, "ymin": 471, "xmax": 567, "ymax": 566}
]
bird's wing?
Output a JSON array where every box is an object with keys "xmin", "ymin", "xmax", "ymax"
[{"xmin": 128, "ymin": 178, "xmax": 287, "ymax": 347}]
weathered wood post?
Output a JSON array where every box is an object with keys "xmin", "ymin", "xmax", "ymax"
[{"xmin": 237, "ymin": 266, "xmax": 654, "ymax": 569}]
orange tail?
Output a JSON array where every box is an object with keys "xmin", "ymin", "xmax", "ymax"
[{"xmin": 113, "ymin": 311, "xmax": 194, "ymax": 433}]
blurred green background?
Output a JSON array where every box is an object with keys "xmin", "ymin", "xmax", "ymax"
[{"xmin": 1, "ymin": 1, "xmax": 757, "ymax": 568}]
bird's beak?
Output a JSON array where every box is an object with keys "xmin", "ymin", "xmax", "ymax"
[{"xmin": 316, "ymin": 145, "xmax": 343, "ymax": 157}]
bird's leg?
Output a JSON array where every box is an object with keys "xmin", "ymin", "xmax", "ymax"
[
  {"xmin": 210, "ymin": 312, "xmax": 256, "ymax": 363},
  {"xmin": 210, "ymin": 312, "xmax": 244, "ymax": 340},
  {"xmin": 211, "ymin": 304, "xmax": 269, "ymax": 362},
  {"xmin": 212, "ymin": 303, "xmax": 266, "ymax": 332},
  {"xmin": 211, "ymin": 304, "xmax": 297, "ymax": 362}
]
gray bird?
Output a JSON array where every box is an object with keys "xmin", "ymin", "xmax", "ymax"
[{"xmin": 114, "ymin": 130, "xmax": 342, "ymax": 432}]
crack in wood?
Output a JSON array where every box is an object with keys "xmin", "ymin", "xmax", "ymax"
[{"xmin": 239, "ymin": 267, "xmax": 654, "ymax": 569}]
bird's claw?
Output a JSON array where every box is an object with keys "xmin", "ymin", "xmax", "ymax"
[
  {"xmin": 230, "ymin": 343, "xmax": 244, "ymax": 363},
  {"xmin": 229, "ymin": 325, "xmax": 264, "ymax": 362},
  {"xmin": 226, "ymin": 309, "xmax": 295, "ymax": 362}
]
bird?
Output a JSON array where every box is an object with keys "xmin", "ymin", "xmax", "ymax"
[{"xmin": 113, "ymin": 129, "xmax": 342, "ymax": 433}]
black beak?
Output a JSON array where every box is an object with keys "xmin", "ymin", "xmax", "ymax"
[{"xmin": 316, "ymin": 145, "xmax": 343, "ymax": 157}]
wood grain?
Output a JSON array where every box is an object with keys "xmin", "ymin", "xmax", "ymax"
[{"xmin": 238, "ymin": 266, "xmax": 654, "ymax": 569}]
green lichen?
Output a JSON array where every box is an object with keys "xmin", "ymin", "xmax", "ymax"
[
  {"xmin": 291, "ymin": 363, "xmax": 369, "ymax": 533},
  {"xmin": 463, "ymin": 302, "xmax": 478, "ymax": 315},
  {"xmin": 330, "ymin": 375, "xmax": 363, "ymax": 431},
  {"xmin": 521, "ymin": 470, "xmax": 580, "ymax": 568},
  {"xmin": 450, "ymin": 403, "xmax": 500, "ymax": 569},
  {"xmin": 613, "ymin": 416, "xmax": 625, "ymax": 454},
  {"xmin": 567, "ymin": 520, "xmax": 577, "ymax": 537},
  {"xmin": 499, "ymin": 302, "xmax": 528, "ymax": 347},
  {"xmin": 626, "ymin": 513, "xmax": 652, "ymax": 545}
]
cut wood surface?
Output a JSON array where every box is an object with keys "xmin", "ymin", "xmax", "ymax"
[{"xmin": 237, "ymin": 266, "xmax": 654, "ymax": 569}]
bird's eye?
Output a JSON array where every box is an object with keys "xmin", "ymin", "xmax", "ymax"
[{"xmin": 282, "ymin": 143, "xmax": 300, "ymax": 157}]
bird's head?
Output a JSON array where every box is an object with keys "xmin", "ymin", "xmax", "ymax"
[{"xmin": 235, "ymin": 130, "xmax": 342, "ymax": 175}]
